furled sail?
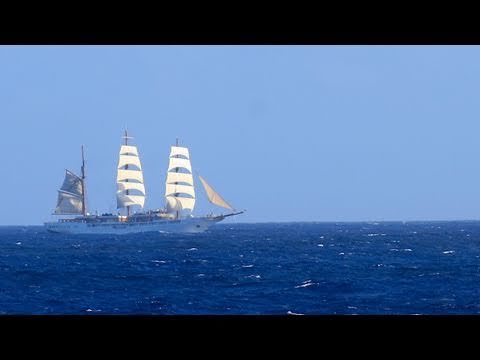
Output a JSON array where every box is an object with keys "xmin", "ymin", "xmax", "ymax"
[
  {"xmin": 54, "ymin": 170, "xmax": 84, "ymax": 214},
  {"xmin": 198, "ymin": 175, "xmax": 234, "ymax": 210},
  {"xmin": 117, "ymin": 144, "xmax": 145, "ymax": 209},
  {"xmin": 165, "ymin": 145, "xmax": 195, "ymax": 212}
]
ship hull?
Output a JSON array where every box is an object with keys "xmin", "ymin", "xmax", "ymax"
[{"xmin": 44, "ymin": 217, "xmax": 223, "ymax": 235}]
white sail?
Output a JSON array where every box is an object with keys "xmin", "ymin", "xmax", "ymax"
[
  {"xmin": 198, "ymin": 175, "xmax": 234, "ymax": 210},
  {"xmin": 117, "ymin": 169, "xmax": 144, "ymax": 183},
  {"xmin": 55, "ymin": 191, "xmax": 83, "ymax": 214},
  {"xmin": 117, "ymin": 143, "xmax": 145, "ymax": 209},
  {"xmin": 119, "ymin": 145, "xmax": 138, "ymax": 156},
  {"xmin": 60, "ymin": 170, "xmax": 83, "ymax": 197},
  {"xmin": 165, "ymin": 144, "xmax": 195, "ymax": 213},
  {"xmin": 166, "ymin": 196, "xmax": 181, "ymax": 212},
  {"xmin": 117, "ymin": 181, "xmax": 145, "ymax": 194},
  {"xmin": 166, "ymin": 172, "xmax": 194, "ymax": 186},
  {"xmin": 168, "ymin": 157, "xmax": 192, "ymax": 172},
  {"xmin": 170, "ymin": 146, "xmax": 190, "ymax": 159},
  {"xmin": 116, "ymin": 193, "xmax": 145, "ymax": 208},
  {"xmin": 165, "ymin": 183, "xmax": 195, "ymax": 198},
  {"xmin": 118, "ymin": 154, "xmax": 142, "ymax": 169},
  {"xmin": 54, "ymin": 170, "xmax": 84, "ymax": 214},
  {"xmin": 166, "ymin": 195, "xmax": 195, "ymax": 212}
]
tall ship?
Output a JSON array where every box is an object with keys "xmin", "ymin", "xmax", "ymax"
[{"xmin": 44, "ymin": 131, "xmax": 244, "ymax": 234}]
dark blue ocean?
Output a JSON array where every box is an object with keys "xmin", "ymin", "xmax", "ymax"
[{"xmin": 1, "ymin": 222, "xmax": 479, "ymax": 314}]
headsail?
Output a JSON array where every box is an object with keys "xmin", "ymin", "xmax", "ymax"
[
  {"xmin": 54, "ymin": 170, "xmax": 84, "ymax": 214},
  {"xmin": 165, "ymin": 144, "xmax": 195, "ymax": 212},
  {"xmin": 198, "ymin": 175, "xmax": 234, "ymax": 211},
  {"xmin": 116, "ymin": 132, "xmax": 145, "ymax": 210}
]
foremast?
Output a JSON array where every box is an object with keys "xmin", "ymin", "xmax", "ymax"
[{"xmin": 124, "ymin": 130, "xmax": 130, "ymax": 217}]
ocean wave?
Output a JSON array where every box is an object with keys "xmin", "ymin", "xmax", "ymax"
[
  {"xmin": 295, "ymin": 280, "xmax": 316, "ymax": 288},
  {"xmin": 287, "ymin": 311, "xmax": 304, "ymax": 315}
]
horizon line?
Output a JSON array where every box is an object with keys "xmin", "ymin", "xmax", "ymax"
[{"xmin": 2, "ymin": 218, "xmax": 480, "ymax": 227}]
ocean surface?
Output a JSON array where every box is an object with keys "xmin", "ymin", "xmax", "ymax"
[{"xmin": 0, "ymin": 222, "xmax": 479, "ymax": 315}]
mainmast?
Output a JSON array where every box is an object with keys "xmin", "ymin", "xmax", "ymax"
[
  {"xmin": 165, "ymin": 138, "xmax": 196, "ymax": 218},
  {"xmin": 124, "ymin": 129, "xmax": 130, "ymax": 217},
  {"xmin": 175, "ymin": 137, "xmax": 179, "ymax": 220},
  {"xmin": 116, "ymin": 130, "xmax": 145, "ymax": 217},
  {"xmin": 81, "ymin": 145, "xmax": 87, "ymax": 216}
]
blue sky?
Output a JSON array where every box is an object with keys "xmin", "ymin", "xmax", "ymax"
[{"xmin": 1, "ymin": 45, "xmax": 480, "ymax": 224}]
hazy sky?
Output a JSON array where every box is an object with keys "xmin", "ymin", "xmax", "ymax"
[{"xmin": 1, "ymin": 45, "xmax": 480, "ymax": 224}]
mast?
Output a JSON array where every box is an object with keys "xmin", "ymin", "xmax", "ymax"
[
  {"xmin": 116, "ymin": 130, "xmax": 145, "ymax": 216},
  {"xmin": 175, "ymin": 138, "xmax": 179, "ymax": 220},
  {"xmin": 124, "ymin": 129, "xmax": 130, "ymax": 217},
  {"xmin": 165, "ymin": 138, "xmax": 195, "ymax": 217},
  {"xmin": 81, "ymin": 145, "xmax": 87, "ymax": 216}
]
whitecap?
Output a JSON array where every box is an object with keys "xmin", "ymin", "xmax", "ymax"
[
  {"xmin": 151, "ymin": 260, "xmax": 167, "ymax": 263},
  {"xmin": 403, "ymin": 248, "xmax": 413, "ymax": 252},
  {"xmin": 338, "ymin": 252, "xmax": 345, "ymax": 255},
  {"xmin": 187, "ymin": 248, "xmax": 198, "ymax": 251},
  {"xmin": 241, "ymin": 264, "xmax": 254, "ymax": 268},
  {"xmin": 442, "ymin": 250, "xmax": 455, "ymax": 254},
  {"xmin": 295, "ymin": 280, "xmax": 316, "ymax": 288},
  {"xmin": 317, "ymin": 244, "xmax": 324, "ymax": 247},
  {"xmin": 15, "ymin": 242, "xmax": 21, "ymax": 245},
  {"xmin": 287, "ymin": 311, "xmax": 304, "ymax": 315}
]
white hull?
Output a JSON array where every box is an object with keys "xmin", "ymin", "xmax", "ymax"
[{"xmin": 44, "ymin": 217, "xmax": 223, "ymax": 235}]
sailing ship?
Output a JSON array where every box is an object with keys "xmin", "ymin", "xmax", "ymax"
[{"xmin": 44, "ymin": 131, "xmax": 244, "ymax": 234}]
